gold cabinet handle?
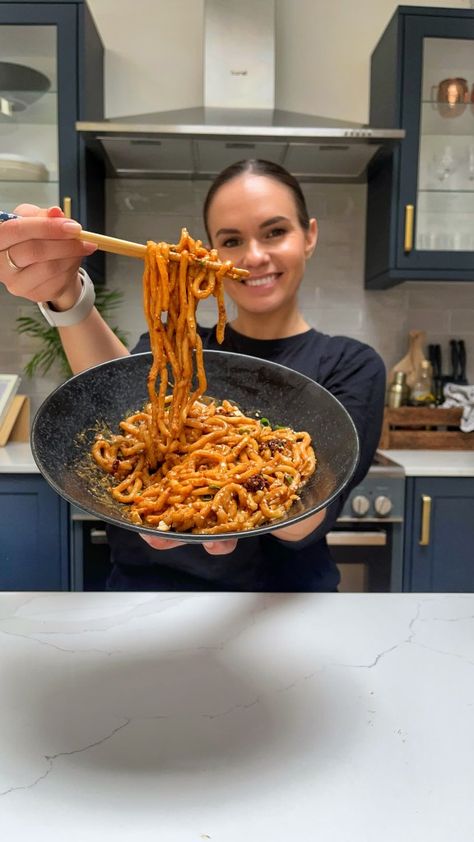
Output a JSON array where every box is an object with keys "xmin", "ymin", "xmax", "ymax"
[
  {"xmin": 404, "ymin": 204, "xmax": 414, "ymax": 252},
  {"xmin": 63, "ymin": 197, "xmax": 72, "ymax": 219},
  {"xmin": 419, "ymin": 494, "xmax": 432, "ymax": 546}
]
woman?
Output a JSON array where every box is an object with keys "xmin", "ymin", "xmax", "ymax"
[{"xmin": 0, "ymin": 160, "xmax": 386, "ymax": 591}]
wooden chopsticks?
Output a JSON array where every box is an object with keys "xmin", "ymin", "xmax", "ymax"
[
  {"xmin": 78, "ymin": 230, "xmax": 248, "ymax": 281},
  {"xmin": 0, "ymin": 209, "xmax": 247, "ymax": 281}
]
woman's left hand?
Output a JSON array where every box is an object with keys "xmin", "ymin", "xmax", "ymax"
[
  {"xmin": 140, "ymin": 534, "xmax": 238, "ymax": 555},
  {"xmin": 270, "ymin": 508, "xmax": 327, "ymax": 542}
]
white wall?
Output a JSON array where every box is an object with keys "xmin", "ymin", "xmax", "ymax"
[
  {"xmin": 87, "ymin": 0, "xmax": 204, "ymax": 117},
  {"xmin": 88, "ymin": 0, "xmax": 471, "ymax": 120},
  {"xmin": 274, "ymin": 0, "xmax": 472, "ymax": 122}
]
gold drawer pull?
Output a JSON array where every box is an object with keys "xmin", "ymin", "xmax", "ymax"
[
  {"xmin": 419, "ymin": 494, "xmax": 432, "ymax": 546},
  {"xmin": 404, "ymin": 204, "xmax": 414, "ymax": 253}
]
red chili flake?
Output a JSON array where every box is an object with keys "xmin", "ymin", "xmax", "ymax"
[
  {"xmin": 243, "ymin": 474, "xmax": 270, "ymax": 492},
  {"xmin": 260, "ymin": 438, "xmax": 287, "ymax": 456}
]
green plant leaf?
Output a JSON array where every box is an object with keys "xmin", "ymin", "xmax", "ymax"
[{"xmin": 15, "ymin": 286, "xmax": 129, "ymax": 380}]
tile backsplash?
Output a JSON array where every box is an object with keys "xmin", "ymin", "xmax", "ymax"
[{"xmin": 1, "ymin": 178, "xmax": 473, "ymax": 419}]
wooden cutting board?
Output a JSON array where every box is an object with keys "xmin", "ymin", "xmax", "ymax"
[{"xmin": 0, "ymin": 395, "xmax": 30, "ymax": 446}]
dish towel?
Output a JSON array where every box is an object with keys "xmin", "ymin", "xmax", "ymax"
[{"xmin": 442, "ymin": 383, "xmax": 474, "ymax": 433}]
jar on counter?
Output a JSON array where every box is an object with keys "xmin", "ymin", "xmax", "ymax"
[
  {"xmin": 387, "ymin": 371, "xmax": 409, "ymax": 408},
  {"xmin": 410, "ymin": 360, "xmax": 435, "ymax": 406}
]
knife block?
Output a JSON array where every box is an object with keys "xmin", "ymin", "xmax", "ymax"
[{"xmin": 379, "ymin": 406, "xmax": 474, "ymax": 450}]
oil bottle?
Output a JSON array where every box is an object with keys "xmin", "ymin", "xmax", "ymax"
[{"xmin": 410, "ymin": 360, "xmax": 435, "ymax": 406}]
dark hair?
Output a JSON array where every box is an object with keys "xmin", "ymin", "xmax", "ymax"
[{"xmin": 203, "ymin": 159, "xmax": 310, "ymax": 242}]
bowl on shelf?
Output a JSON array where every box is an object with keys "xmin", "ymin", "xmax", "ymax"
[
  {"xmin": 0, "ymin": 153, "xmax": 48, "ymax": 181},
  {"xmin": 0, "ymin": 61, "xmax": 50, "ymax": 111}
]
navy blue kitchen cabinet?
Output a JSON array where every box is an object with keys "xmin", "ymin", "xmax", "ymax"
[
  {"xmin": 0, "ymin": 0, "xmax": 105, "ymax": 279},
  {"xmin": 366, "ymin": 6, "xmax": 474, "ymax": 288},
  {"xmin": 0, "ymin": 475, "xmax": 69, "ymax": 589},
  {"xmin": 404, "ymin": 476, "xmax": 474, "ymax": 592}
]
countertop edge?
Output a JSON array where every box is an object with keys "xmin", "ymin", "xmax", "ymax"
[
  {"xmin": 0, "ymin": 442, "xmax": 39, "ymax": 473},
  {"xmin": 379, "ymin": 449, "xmax": 474, "ymax": 477}
]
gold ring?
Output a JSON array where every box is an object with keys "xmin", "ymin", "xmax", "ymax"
[{"xmin": 5, "ymin": 247, "xmax": 21, "ymax": 272}]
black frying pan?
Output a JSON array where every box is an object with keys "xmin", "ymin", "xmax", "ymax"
[{"xmin": 31, "ymin": 351, "xmax": 359, "ymax": 542}]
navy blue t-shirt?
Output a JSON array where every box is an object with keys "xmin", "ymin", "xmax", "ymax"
[{"xmin": 105, "ymin": 325, "xmax": 386, "ymax": 592}]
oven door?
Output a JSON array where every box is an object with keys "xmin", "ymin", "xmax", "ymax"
[
  {"xmin": 327, "ymin": 524, "xmax": 396, "ymax": 592},
  {"xmin": 71, "ymin": 515, "xmax": 111, "ymax": 590}
]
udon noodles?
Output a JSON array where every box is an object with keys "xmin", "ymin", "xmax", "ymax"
[{"xmin": 91, "ymin": 229, "xmax": 316, "ymax": 534}]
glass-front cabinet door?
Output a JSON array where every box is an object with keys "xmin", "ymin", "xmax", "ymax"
[
  {"xmin": 0, "ymin": 24, "xmax": 60, "ymax": 213},
  {"xmin": 417, "ymin": 37, "xmax": 474, "ymax": 254},
  {"xmin": 366, "ymin": 8, "xmax": 474, "ymax": 288},
  {"xmin": 398, "ymin": 13, "xmax": 474, "ymax": 274},
  {"xmin": 0, "ymin": 1, "xmax": 103, "ymax": 276},
  {"xmin": 0, "ymin": 1, "xmax": 103, "ymax": 221}
]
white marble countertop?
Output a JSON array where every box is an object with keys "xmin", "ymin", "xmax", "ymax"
[
  {"xmin": 0, "ymin": 592, "xmax": 472, "ymax": 841},
  {"xmin": 380, "ymin": 449, "xmax": 474, "ymax": 477},
  {"xmin": 0, "ymin": 442, "xmax": 39, "ymax": 473}
]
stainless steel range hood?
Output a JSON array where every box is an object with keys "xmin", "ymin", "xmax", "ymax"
[{"xmin": 77, "ymin": 0, "xmax": 404, "ymax": 182}]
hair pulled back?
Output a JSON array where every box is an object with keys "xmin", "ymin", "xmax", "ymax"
[{"xmin": 203, "ymin": 159, "xmax": 310, "ymax": 243}]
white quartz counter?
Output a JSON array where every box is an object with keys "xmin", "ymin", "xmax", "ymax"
[
  {"xmin": 3, "ymin": 442, "xmax": 474, "ymax": 478},
  {"xmin": 380, "ymin": 449, "xmax": 474, "ymax": 477},
  {"xmin": 0, "ymin": 592, "xmax": 472, "ymax": 841},
  {"xmin": 0, "ymin": 442, "xmax": 38, "ymax": 473}
]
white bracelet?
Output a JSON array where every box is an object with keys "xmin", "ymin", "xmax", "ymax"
[{"xmin": 38, "ymin": 268, "xmax": 96, "ymax": 328}]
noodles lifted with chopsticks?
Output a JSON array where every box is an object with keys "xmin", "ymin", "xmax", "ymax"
[
  {"xmin": 91, "ymin": 229, "xmax": 316, "ymax": 534},
  {"xmin": 143, "ymin": 228, "xmax": 230, "ymax": 466}
]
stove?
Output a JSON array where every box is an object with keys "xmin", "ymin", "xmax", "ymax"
[{"xmin": 339, "ymin": 451, "xmax": 405, "ymax": 523}]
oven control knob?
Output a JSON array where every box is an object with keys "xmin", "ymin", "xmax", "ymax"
[
  {"xmin": 352, "ymin": 494, "xmax": 370, "ymax": 517},
  {"xmin": 374, "ymin": 495, "xmax": 393, "ymax": 517}
]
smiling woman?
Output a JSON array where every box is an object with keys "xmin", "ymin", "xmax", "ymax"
[
  {"xmin": 123, "ymin": 159, "xmax": 386, "ymax": 591},
  {"xmin": 0, "ymin": 159, "xmax": 386, "ymax": 592}
]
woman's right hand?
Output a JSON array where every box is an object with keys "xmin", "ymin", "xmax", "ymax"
[{"xmin": 0, "ymin": 204, "xmax": 97, "ymax": 311}]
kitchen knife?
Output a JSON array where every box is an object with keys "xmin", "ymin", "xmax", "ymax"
[
  {"xmin": 449, "ymin": 339, "xmax": 460, "ymax": 383},
  {"xmin": 457, "ymin": 339, "xmax": 468, "ymax": 385},
  {"xmin": 429, "ymin": 343, "xmax": 444, "ymax": 403},
  {"xmin": 434, "ymin": 344, "xmax": 442, "ymax": 379},
  {"xmin": 428, "ymin": 343, "xmax": 437, "ymax": 374}
]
